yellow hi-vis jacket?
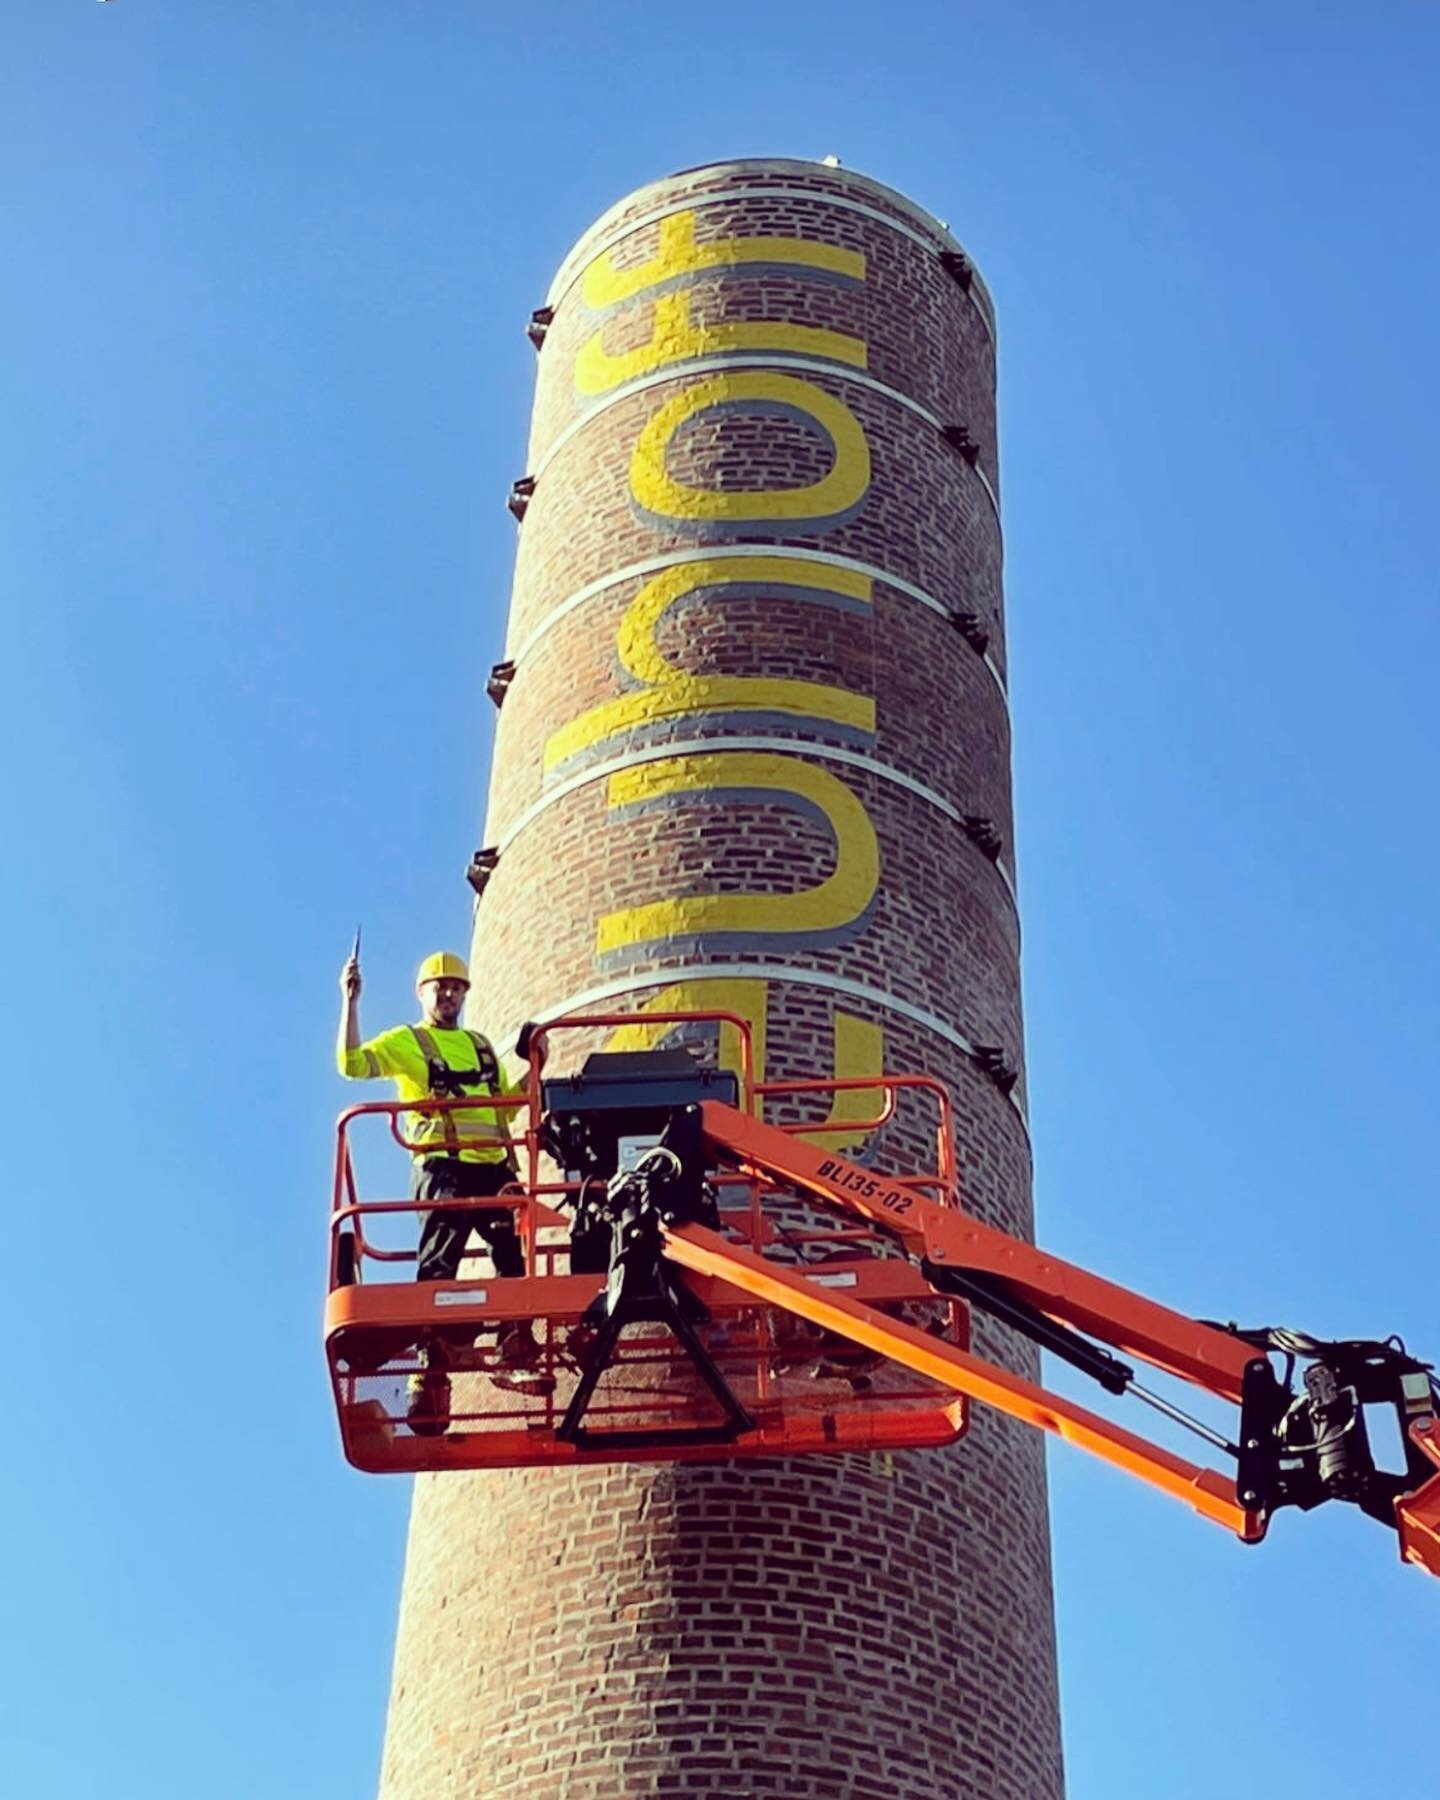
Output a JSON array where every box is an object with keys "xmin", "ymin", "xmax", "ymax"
[{"xmin": 339, "ymin": 1024, "xmax": 521, "ymax": 1163}]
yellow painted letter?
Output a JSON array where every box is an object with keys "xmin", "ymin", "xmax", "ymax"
[
  {"xmin": 595, "ymin": 752, "xmax": 879, "ymax": 956},
  {"xmin": 629, "ymin": 372, "xmax": 870, "ymax": 531},
  {"xmin": 543, "ymin": 557, "xmax": 875, "ymax": 772}
]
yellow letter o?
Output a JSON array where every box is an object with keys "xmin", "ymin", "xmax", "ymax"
[{"xmin": 629, "ymin": 371, "xmax": 871, "ymax": 531}]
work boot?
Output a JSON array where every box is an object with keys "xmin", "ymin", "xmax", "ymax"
[
  {"xmin": 811, "ymin": 1336, "xmax": 882, "ymax": 1394},
  {"xmin": 810, "ymin": 1360, "xmax": 875, "ymax": 1395},
  {"xmin": 490, "ymin": 1321, "xmax": 555, "ymax": 1396},
  {"xmin": 494, "ymin": 1320, "xmax": 541, "ymax": 1368},
  {"xmin": 405, "ymin": 1366, "xmax": 451, "ymax": 1437},
  {"xmin": 490, "ymin": 1366, "xmax": 556, "ymax": 1397}
]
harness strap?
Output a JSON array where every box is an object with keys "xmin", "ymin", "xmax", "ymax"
[
  {"xmin": 409, "ymin": 1025, "xmax": 502, "ymax": 1152},
  {"xmin": 464, "ymin": 1030, "xmax": 501, "ymax": 1085}
]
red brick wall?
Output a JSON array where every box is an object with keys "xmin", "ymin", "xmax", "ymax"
[{"xmin": 378, "ymin": 159, "xmax": 1064, "ymax": 1800}]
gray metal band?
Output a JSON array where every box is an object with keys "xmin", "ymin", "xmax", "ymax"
[
  {"xmin": 529, "ymin": 353, "xmax": 1002, "ymax": 528},
  {"xmin": 505, "ymin": 542, "xmax": 1009, "ymax": 702},
  {"xmin": 489, "ymin": 732, "xmax": 1019, "ymax": 918},
  {"xmin": 502, "ymin": 962, "xmax": 1028, "ymax": 1132}
]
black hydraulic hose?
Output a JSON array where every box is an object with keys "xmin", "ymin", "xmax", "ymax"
[
  {"xmin": 922, "ymin": 1262, "xmax": 1136, "ymax": 1396},
  {"xmin": 927, "ymin": 1264, "xmax": 1242, "ymax": 1455}
]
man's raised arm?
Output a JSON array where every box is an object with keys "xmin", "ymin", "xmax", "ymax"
[{"xmin": 336, "ymin": 954, "xmax": 365, "ymax": 1076}]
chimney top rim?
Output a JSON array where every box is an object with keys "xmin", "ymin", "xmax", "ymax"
[{"xmin": 545, "ymin": 159, "xmax": 992, "ymax": 322}]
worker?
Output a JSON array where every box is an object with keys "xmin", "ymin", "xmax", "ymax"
[{"xmin": 337, "ymin": 947, "xmax": 552, "ymax": 1430}]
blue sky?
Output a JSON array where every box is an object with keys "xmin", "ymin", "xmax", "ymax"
[{"xmin": 3, "ymin": 4, "xmax": 1437, "ymax": 1796}]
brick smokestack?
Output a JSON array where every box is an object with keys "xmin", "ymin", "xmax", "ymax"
[{"xmin": 378, "ymin": 160, "xmax": 1064, "ymax": 1799}]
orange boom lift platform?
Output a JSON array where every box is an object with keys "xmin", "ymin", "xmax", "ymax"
[{"xmin": 324, "ymin": 1012, "xmax": 1440, "ymax": 1578}]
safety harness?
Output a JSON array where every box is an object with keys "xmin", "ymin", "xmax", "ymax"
[{"xmin": 409, "ymin": 1025, "xmax": 506, "ymax": 1157}]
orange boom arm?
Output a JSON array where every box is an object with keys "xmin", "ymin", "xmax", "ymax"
[
  {"xmin": 668, "ymin": 1099, "xmax": 1439, "ymax": 1574},
  {"xmin": 324, "ymin": 1025, "xmax": 1438, "ymax": 1579}
]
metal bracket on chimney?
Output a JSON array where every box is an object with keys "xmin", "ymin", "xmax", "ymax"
[
  {"xmin": 951, "ymin": 611, "xmax": 991, "ymax": 656},
  {"xmin": 962, "ymin": 816, "xmax": 1004, "ymax": 863},
  {"xmin": 527, "ymin": 307, "xmax": 554, "ymax": 350},
  {"xmin": 939, "ymin": 250, "xmax": 974, "ymax": 292},
  {"xmin": 507, "ymin": 476, "xmax": 536, "ymax": 521},
  {"xmin": 941, "ymin": 424, "xmax": 981, "ymax": 467},
  {"xmin": 486, "ymin": 660, "xmax": 516, "ymax": 708},
  {"xmin": 971, "ymin": 1044, "xmax": 1018, "ymax": 1097},
  {"xmin": 466, "ymin": 846, "xmax": 501, "ymax": 898}
]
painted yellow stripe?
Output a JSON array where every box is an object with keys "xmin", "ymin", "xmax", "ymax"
[
  {"xmin": 582, "ymin": 210, "xmax": 865, "ymax": 311},
  {"xmin": 545, "ymin": 677, "xmax": 874, "ymax": 772},
  {"xmin": 576, "ymin": 292, "xmax": 866, "ymax": 396}
]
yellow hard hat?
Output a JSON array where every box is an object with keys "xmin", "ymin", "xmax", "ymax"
[{"xmin": 416, "ymin": 951, "xmax": 470, "ymax": 988}]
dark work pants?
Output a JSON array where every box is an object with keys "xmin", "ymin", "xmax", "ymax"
[{"xmin": 411, "ymin": 1157, "xmax": 524, "ymax": 1281}]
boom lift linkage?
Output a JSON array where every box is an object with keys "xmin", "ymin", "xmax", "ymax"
[{"xmin": 325, "ymin": 1035, "xmax": 1440, "ymax": 1577}]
